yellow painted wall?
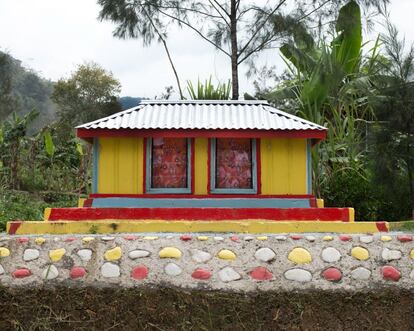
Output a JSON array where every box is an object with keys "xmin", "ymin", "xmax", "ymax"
[
  {"xmin": 96, "ymin": 137, "xmax": 307, "ymax": 195},
  {"xmin": 260, "ymin": 138, "xmax": 307, "ymax": 194},
  {"xmin": 194, "ymin": 138, "xmax": 208, "ymax": 194},
  {"xmin": 98, "ymin": 137, "xmax": 144, "ymax": 194}
]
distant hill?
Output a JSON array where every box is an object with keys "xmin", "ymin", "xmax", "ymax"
[
  {"xmin": 119, "ymin": 96, "xmax": 147, "ymax": 110},
  {"xmin": 0, "ymin": 50, "xmax": 145, "ymax": 133},
  {"xmin": 0, "ymin": 50, "xmax": 57, "ymax": 134}
]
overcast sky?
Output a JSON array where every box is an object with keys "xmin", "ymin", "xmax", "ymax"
[{"xmin": 0, "ymin": 0, "xmax": 413, "ymax": 98}]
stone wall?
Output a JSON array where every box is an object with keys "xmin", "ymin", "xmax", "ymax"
[{"xmin": 1, "ymin": 233, "xmax": 414, "ymax": 291}]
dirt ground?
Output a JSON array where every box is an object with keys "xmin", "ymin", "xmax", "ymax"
[{"xmin": 1, "ymin": 286, "xmax": 413, "ymax": 331}]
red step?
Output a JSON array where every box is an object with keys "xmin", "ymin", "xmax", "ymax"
[{"xmin": 46, "ymin": 207, "xmax": 353, "ymax": 222}]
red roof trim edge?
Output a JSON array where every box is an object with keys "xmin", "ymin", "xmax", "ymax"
[{"xmin": 77, "ymin": 128, "xmax": 327, "ymax": 140}]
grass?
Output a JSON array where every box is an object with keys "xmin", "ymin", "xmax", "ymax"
[
  {"xmin": 0, "ymin": 190, "xmax": 79, "ymax": 231},
  {"xmin": 389, "ymin": 221, "xmax": 414, "ymax": 232}
]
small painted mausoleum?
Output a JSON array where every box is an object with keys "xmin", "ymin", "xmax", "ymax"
[
  {"xmin": 39, "ymin": 100, "xmax": 354, "ymax": 224},
  {"xmin": 6, "ymin": 100, "xmax": 361, "ymax": 235}
]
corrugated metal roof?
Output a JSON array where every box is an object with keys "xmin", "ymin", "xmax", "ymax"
[{"xmin": 76, "ymin": 100, "xmax": 326, "ymax": 131}]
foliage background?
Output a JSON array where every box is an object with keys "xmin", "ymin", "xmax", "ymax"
[{"xmin": 0, "ymin": 0, "xmax": 413, "ymax": 231}]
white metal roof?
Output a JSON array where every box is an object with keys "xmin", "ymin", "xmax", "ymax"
[{"xmin": 76, "ymin": 100, "xmax": 326, "ymax": 131}]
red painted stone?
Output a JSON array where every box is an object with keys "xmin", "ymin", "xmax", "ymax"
[
  {"xmin": 230, "ymin": 235, "xmax": 239, "ymax": 242},
  {"xmin": 397, "ymin": 235, "xmax": 413, "ymax": 242},
  {"xmin": 16, "ymin": 237, "xmax": 29, "ymax": 244},
  {"xmin": 191, "ymin": 268, "xmax": 212, "ymax": 280},
  {"xmin": 339, "ymin": 235, "xmax": 352, "ymax": 242},
  {"xmin": 12, "ymin": 268, "xmax": 32, "ymax": 278},
  {"xmin": 124, "ymin": 235, "xmax": 137, "ymax": 241},
  {"xmin": 322, "ymin": 267, "xmax": 342, "ymax": 282},
  {"xmin": 131, "ymin": 265, "xmax": 148, "ymax": 280},
  {"xmin": 290, "ymin": 235, "xmax": 302, "ymax": 240},
  {"xmin": 382, "ymin": 266, "xmax": 401, "ymax": 281},
  {"xmin": 70, "ymin": 267, "xmax": 86, "ymax": 279},
  {"xmin": 249, "ymin": 267, "xmax": 273, "ymax": 280},
  {"xmin": 64, "ymin": 237, "xmax": 76, "ymax": 242},
  {"xmin": 180, "ymin": 235, "xmax": 192, "ymax": 241}
]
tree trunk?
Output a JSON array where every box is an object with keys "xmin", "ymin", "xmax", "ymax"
[
  {"xmin": 230, "ymin": 0, "xmax": 239, "ymax": 100},
  {"xmin": 141, "ymin": 6, "xmax": 184, "ymax": 99},
  {"xmin": 160, "ymin": 38, "xmax": 184, "ymax": 100}
]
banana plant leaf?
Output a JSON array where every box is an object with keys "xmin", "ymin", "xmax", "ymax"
[
  {"xmin": 332, "ymin": 0, "xmax": 362, "ymax": 74},
  {"xmin": 44, "ymin": 130, "xmax": 55, "ymax": 158}
]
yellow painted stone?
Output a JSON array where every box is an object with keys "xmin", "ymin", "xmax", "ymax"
[
  {"xmin": 410, "ymin": 249, "xmax": 414, "ymax": 260},
  {"xmin": 381, "ymin": 236, "xmax": 392, "ymax": 242},
  {"xmin": 104, "ymin": 246, "xmax": 122, "ymax": 261},
  {"xmin": 144, "ymin": 236, "xmax": 158, "ymax": 240},
  {"xmin": 82, "ymin": 237, "xmax": 95, "ymax": 243},
  {"xmin": 257, "ymin": 236, "xmax": 268, "ymax": 241},
  {"xmin": 351, "ymin": 247, "xmax": 370, "ymax": 261},
  {"xmin": 218, "ymin": 249, "xmax": 236, "ymax": 260},
  {"xmin": 0, "ymin": 247, "xmax": 10, "ymax": 257},
  {"xmin": 159, "ymin": 247, "xmax": 182, "ymax": 259},
  {"xmin": 35, "ymin": 237, "xmax": 46, "ymax": 245},
  {"xmin": 288, "ymin": 247, "xmax": 312, "ymax": 264},
  {"xmin": 323, "ymin": 235, "xmax": 333, "ymax": 241},
  {"xmin": 49, "ymin": 248, "xmax": 66, "ymax": 262},
  {"xmin": 197, "ymin": 236, "xmax": 209, "ymax": 241}
]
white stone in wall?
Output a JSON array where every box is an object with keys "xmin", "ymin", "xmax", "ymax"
[
  {"xmin": 23, "ymin": 249, "xmax": 40, "ymax": 261},
  {"xmin": 213, "ymin": 236, "xmax": 224, "ymax": 241},
  {"xmin": 244, "ymin": 236, "xmax": 255, "ymax": 241},
  {"xmin": 284, "ymin": 269, "xmax": 312, "ymax": 282},
  {"xmin": 351, "ymin": 267, "xmax": 371, "ymax": 280},
  {"xmin": 42, "ymin": 265, "xmax": 59, "ymax": 280},
  {"xmin": 359, "ymin": 236, "xmax": 374, "ymax": 244},
  {"xmin": 128, "ymin": 250, "xmax": 150, "ymax": 259},
  {"xmin": 306, "ymin": 236, "xmax": 316, "ymax": 242},
  {"xmin": 0, "ymin": 264, "xmax": 4, "ymax": 275},
  {"xmin": 381, "ymin": 248, "xmax": 402, "ymax": 261},
  {"xmin": 254, "ymin": 248, "xmax": 276, "ymax": 262},
  {"xmin": 218, "ymin": 267, "xmax": 241, "ymax": 283},
  {"xmin": 164, "ymin": 263, "xmax": 182, "ymax": 276},
  {"xmin": 101, "ymin": 262, "xmax": 120, "ymax": 278},
  {"xmin": 275, "ymin": 235, "xmax": 287, "ymax": 241},
  {"xmin": 191, "ymin": 249, "xmax": 212, "ymax": 263},
  {"xmin": 410, "ymin": 270, "xmax": 414, "ymax": 279},
  {"xmin": 102, "ymin": 236, "xmax": 115, "ymax": 241},
  {"xmin": 77, "ymin": 249, "xmax": 93, "ymax": 261},
  {"xmin": 321, "ymin": 247, "xmax": 341, "ymax": 263}
]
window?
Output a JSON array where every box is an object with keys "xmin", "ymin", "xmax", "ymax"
[
  {"xmin": 146, "ymin": 138, "xmax": 191, "ymax": 193},
  {"xmin": 210, "ymin": 138, "xmax": 257, "ymax": 194}
]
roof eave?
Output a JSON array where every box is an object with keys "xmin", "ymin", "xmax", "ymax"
[{"xmin": 77, "ymin": 128, "xmax": 327, "ymax": 140}]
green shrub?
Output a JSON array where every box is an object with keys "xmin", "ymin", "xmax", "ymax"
[
  {"xmin": 321, "ymin": 169, "xmax": 412, "ymax": 221},
  {"xmin": 0, "ymin": 190, "xmax": 78, "ymax": 232}
]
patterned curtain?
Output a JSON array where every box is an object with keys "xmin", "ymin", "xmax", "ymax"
[
  {"xmin": 215, "ymin": 138, "xmax": 252, "ymax": 189},
  {"xmin": 151, "ymin": 138, "xmax": 188, "ymax": 188}
]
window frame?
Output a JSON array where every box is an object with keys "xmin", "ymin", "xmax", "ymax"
[
  {"xmin": 210, "ymin": 138, "xmax": 258, "ymax": 194},
  {"xmin": 145, "ymin": 137, "xmax": 192, "ymax": 194}
]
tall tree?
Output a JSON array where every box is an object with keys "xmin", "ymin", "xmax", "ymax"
[
  {"xmin": 371, "ymin": 19, "xmax": 414, "ymax": 217},
  {"xmin": 98, "ymin": 0, "xmax": 385, "ymax": 100},
  {"xmin": 51, "ymin": 62, "xmax": 122, "ymax": 134}
]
